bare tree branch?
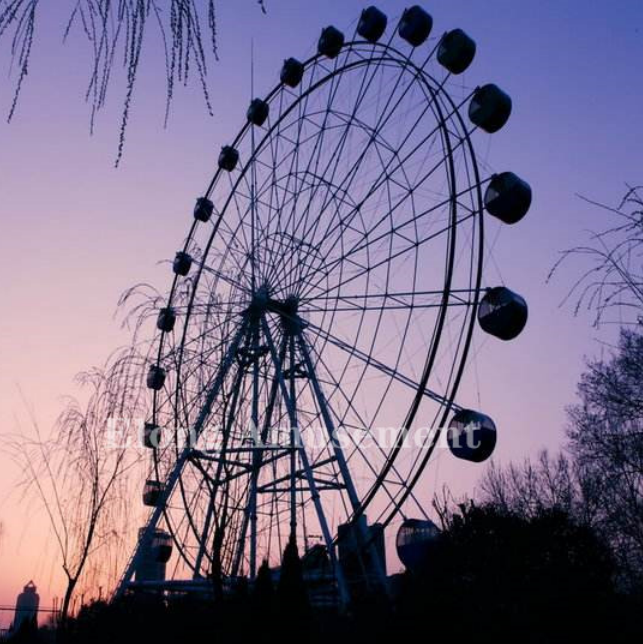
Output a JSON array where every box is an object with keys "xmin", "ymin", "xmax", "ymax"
[{"xmin": 549, "ymin": 185, "xmax": 643, "ymax": 327}]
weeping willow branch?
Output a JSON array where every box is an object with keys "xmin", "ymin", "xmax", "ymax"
[
  {"xmin": 1, "ymin": 1, "xmax": 264, "ymax": 165},
  {"xmin": 0, "ymin": 0, "xmax": 38, "ymax": 122}
]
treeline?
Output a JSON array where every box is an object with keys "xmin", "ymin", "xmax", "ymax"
[
  {"xmin": 54, "ymin": 325, "xmax": 643, "ymax": 643},
  {"xmin": 9, "ymin": 500, "xmax": 641, "ymax": 644},
  {"xmin": 481, "ymin": 328, "xmax": 643, "ymax": 592}
]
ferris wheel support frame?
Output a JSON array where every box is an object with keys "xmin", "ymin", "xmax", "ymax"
[
  {"xmin": 115, "ymin": 319, "xmax": 249, "ymax": 599},
  {"xmin": 261, "ymin": 316, "xmax": 351, "ymax": 605}
]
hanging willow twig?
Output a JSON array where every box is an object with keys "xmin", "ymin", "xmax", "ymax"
[
  {"xmin": 1, "ymin": 0, "xmax": 38, "ymax": 122},
  {"xmin": 1, "ymin": 1, "xmax": 265, "ymax": 165}
]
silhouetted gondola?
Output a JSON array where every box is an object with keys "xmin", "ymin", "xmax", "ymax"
[
  {"xmin": 447, "ymin": 409, "xmax": 497, "ymax": 462},
  {"xmin": 478, "ymin": 286, "xmax": 528, "ymax": 340},
  {"xmin": 396, "ymin": 518, "xmax": 440, "ymax": 571}
]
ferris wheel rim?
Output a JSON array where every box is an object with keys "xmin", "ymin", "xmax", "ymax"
[{"xmin": 148, "ymin": 35, "xmax": 486, "ymax": 575}]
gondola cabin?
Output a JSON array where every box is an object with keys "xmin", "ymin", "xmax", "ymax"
[
  {"xmin": 143, "ymin": 480, "xmax": 164, "ymax": 507},
  {"xmin": 396, "ymin": 518, "xmax": 440, "ymax": 571},
  {"xmin": 469, "ymin": 83, "xmax": 512, "ymax": 133},
  {"xmin": 478, "ymin": 286, "xmax": 528, "ymax": 341},
  {"xmin": 484, "ymin": 172, "xmax": 532, "ymax": 225},
  {"xmin": 438, "ymin": 29, "xmax": 476, "ymax": 74},
  {"xmin": 447, "ymin": 409, "xmax": 497, "ymax": 463}
]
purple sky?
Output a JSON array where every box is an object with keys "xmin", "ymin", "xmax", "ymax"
[{"xmin": 0, "ymin": 0, "xmax": 642, "ymax": 616}]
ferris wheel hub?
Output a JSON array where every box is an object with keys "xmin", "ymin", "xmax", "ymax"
[
  {"xmin": 245, "ymin": 289, "xmax": 306, "ymax": 334},
  {"xmin": 246, "ymin": 284, "xmax": 270, "ymax": 320}
]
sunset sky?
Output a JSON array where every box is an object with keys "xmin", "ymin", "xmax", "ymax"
[{"xmin": 1, "ymin": 0, "xmax": 642, "ymax": 621}]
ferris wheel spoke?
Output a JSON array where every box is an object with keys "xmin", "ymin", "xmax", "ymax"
[
  {"xmin": 303, "ymin": 185, "xmax": 472, "ymax": 302},
  {"xmin": 299, "ymin": 297, "xmax": 472, "ymax": 314},
  {"xmin": 306, "ymin": 338, "xmax": 430, "ymax": 520},
  {"xmin": 258, "ymin": 90, "xmax": 288, "ymax": 281},
  {"xmin": 305, "ymin": 146, "xmax": 477, "ymax": 302},
  {"xmin": 235, "ymin": 122, "xmax": 341, "ymax": 224},
  {"xmin": 290, "ymin": 78, "xmax": 419, "ymax": 268},
  {"xmin": 296, "ymin": 47, "xmax": 430, "ymax": 237},
  {"xmin": 278, "ymin": 58, "xmax": 355, "ymax": 247},
  {"xmin": 262, "ymin": 50, "xmax": 410, "ymax": 286},
  {"xmin": 258, "ymin": 59, "xmax": 326, "ymax": 288},
  {"xmin": 281, "ymin": 58, "xmax": 390, "ymax": 249},
  {"xmin": 160, "ymin": 314, "xmax": 234, "ymax": 359},
  {"xmin": 301, "ymin": 209, "xmax": 475, "ymax": 305},
  {"xmin": 214, "ymin": 219, "xmax": 262, "ymax": 280},
  {"xmin": 201, "ymin": 262, "xmax": 251, "ymax": 294},
  {"xmin": 262, "ymin": 177, "xmax": 353, "ymax": 294},
  {"xmin": 302, "ymin": 287, "xmax": 477, "ymax": 306},
  {"xmin": 180, "ymin": 300, "xmax": 246, "ymax": 312},
  {"xmin": 306, "ymin": 91, "xmax": 473, "ymax": 280},
  {"xmin": 300, "ymin": 65, "xmax": 462, "ymax": 255},
  {"xmin": 249, "ymin": 58, "xmax": 261, "ymax": 293},
  {"xmin": 303, "ymin": 319, "xmax": 460, "ymax": 411}
]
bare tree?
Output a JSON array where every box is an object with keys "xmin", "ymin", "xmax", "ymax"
[
  {"xmin": 6, "ymin": 346, "xmax": 148, "ymax": 623},
  {"xmin": 546, "ymin": 183, "xmax": 643, "ymax": 586},
  {"xmin": 0, "ymin": 1, "xmax": 266, "ymax": 164},
  {"xmin": 567, "ymin": 328, "xmax": 643, "ymax": 587},
  {"xmin": 550, "ymin": 185, "xmax": 643, "ymax": 327},
  {"xmin": 480, "ymin": 368, "xmax": 643, "ymax": 590},
  {"xmin": 480, "ymin": 450, "xmax": 602, "ymax": 527}
]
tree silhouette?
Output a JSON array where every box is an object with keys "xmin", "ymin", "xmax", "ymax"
[
  {"xmin": 567, "ymin": 327, "xmax": 643, "ymax": 588},
  {"xmin": 480, "ymin": 450, "xmax": 602, "ymax": 527},
  {"xmin": 253, "ymin": 558, "xmax": 274, "ymax": 606},
  {"xmin": 5, "ymin": 347, "xmax": 147, "ymax": 624},
  {"xmin": 276, "ymin": 536, "xmax": 311, "ymax": 631},
  {"xmin": 398, "ymin": 504, "xmax": 617, "ymax": 643}
]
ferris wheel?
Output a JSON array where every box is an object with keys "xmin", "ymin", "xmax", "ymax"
[{"xmin": 117, "ymin": 5, "xmax": 531, "ymax": 603}]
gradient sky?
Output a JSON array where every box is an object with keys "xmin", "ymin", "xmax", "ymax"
[{"xmin": 0, "ymin": 0, "xmax": 642, "ymax": 619}]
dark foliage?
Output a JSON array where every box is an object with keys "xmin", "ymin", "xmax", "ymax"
[
  {"xmin": 6, "ymin": 617, "xmax": 41, "ymax": 643},
  {"xmin": 397, "ymin": 504, "xmax": 634, "ymax": 643},
  {"xmin": 29, "ymin": 503, "xmax": 639, "ymax": 644},
  {"xmin": 277, "ymin": 537, "xmax": 309, "ymax": 614},
  {"xmin": 482, "ymin": 330, "xmax": 643, "ymax": 591},
  {"xmin": 251, "ymin": 558, "xmax": 274, "ymax": 617}
]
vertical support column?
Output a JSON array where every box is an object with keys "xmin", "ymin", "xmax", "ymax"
[
  {"xmin": 249, "ymin": 325, "xmax": 260, "ymax": 580},
  {"xmin": 296, "ymin": 331, "xmax": 389, "ymax": 594},
  {"xmin": 193, "ymin": 349, "xmax": 248, "ymax": 577},
  {"xmin": 288, "ymin": 333, "xmax": 298, "ymax": 543},
  {"xmin": 262, "ymin": 318, "xmax": 350, "ymax": 608},
  {"xmin": 230, "ymin": 335, "xmax": 286, "ymax": 577}
]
